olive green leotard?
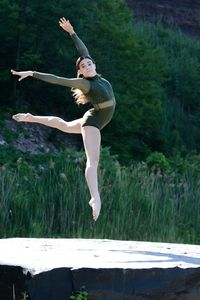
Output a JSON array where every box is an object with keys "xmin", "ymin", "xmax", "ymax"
[{"xmin": 33, "ymin": 33, "xmax": 116, "ymax": 130}]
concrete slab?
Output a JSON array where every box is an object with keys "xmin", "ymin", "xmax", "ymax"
[
  {"xmin": 0, "ymin": 238, "xmax": 200, "ymax": 275},
  {"xmin": 1, "ymin": 239, "xmax": 200, "ymax": 299}
]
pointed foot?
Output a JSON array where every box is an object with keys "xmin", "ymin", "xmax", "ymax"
[
  {"xmin": 12, "ymin": 113, "xmax": 32, "ymax": 122},
  {"xmin": 89, "ymin": 197, "xmax": 101, "ymax": 221}
]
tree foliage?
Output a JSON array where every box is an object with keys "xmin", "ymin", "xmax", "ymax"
[
  {"xmin": 1, "ymin": 0, "xmax": 200, "ymax": 163},
  {"xmin": 135, "ymin": 22, "xmax": 200, "ymax": 158}
]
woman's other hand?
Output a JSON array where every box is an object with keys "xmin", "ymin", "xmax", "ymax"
[
  {"xmin": 59, "ymin": 17, "xmax": 75, "ymax": 35},
  {"xmin": 11, "ymin": 69, "xmax": 33, "ymax": 81}
]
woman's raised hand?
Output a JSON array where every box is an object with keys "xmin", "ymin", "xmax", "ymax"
[
  {"xmin": 11, "ymin": 69, "xmax": 33, "ymax": 81},
  {"xmin": 59, "ymin": 17, "xmax": 74, "ymax": 35}
]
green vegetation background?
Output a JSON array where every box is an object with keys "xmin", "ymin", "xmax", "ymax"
[{"xmin": 0, "ymin": 0, "xmax": 200, "ymax": 243}]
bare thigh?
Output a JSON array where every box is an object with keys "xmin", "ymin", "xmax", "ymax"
[
  {"xmin": 81, "ymin": 126, "xmax": 101, "ymax": 163},
  {"xmin": 58, "ymin": 118, "xmax": 82, "ymax": 134}
]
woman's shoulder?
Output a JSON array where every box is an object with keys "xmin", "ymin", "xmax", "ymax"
[{"xmin": 88, "ymin": 74, "xmax": 110, "ymax": 83}]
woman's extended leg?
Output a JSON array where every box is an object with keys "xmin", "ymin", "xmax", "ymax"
[
  {"xmin": 12, "ymin": 113, "xmax": 82, "ymax": 134},
  {"xmin": 81, "ymin": 126, "xmax": 101, "ymax": 221}
]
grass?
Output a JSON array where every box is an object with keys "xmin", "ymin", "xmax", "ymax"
[{"xmin": 0, "ymin": 147, "xmax": 200, "ymax": 244}]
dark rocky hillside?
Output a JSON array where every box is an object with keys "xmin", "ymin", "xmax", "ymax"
[{"xmin": 127, "ymin": 0, "xmax": 200, "ymax": 38}]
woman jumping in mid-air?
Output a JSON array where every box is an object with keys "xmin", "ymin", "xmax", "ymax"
[{"xmin": 11, "ymin": 17, "xmax": 116, "ymax": 221}]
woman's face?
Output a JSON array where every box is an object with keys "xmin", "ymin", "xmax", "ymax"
[{"xmin": 78, "ymin": 58, "xmax": 96, "ymax": 78}]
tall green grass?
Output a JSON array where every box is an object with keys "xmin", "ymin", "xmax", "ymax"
[{"xmin": 0, "ymin": 147, "xmax": 199, "ymax": 244}]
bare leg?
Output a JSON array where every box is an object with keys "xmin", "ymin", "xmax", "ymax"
[
  {"xmin": 81, "ymin": 126, "xmax": 101, "ymax": 221},
  {"xmin": 12, "ymin": 113, "xmax": 82, "ymax": 134},
  {"xmin": 13, "ymin": 114, "xmax": 102, "ymax": 220}
]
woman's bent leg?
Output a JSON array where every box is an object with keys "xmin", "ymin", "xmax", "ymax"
[
  {"xmin": 81, "ymin": 126, "xmax": 101, "ymax": 221},
  {"xmin": 12, "ymin": 113, "xmax": 82, "ymax": 134}
]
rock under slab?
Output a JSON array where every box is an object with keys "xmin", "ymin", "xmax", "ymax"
[{"xmin": 0, "ymin": 238, "xmax": 200, "ymax": 300}]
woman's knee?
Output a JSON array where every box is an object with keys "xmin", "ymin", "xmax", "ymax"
[
  {"xmin": 86, "ymin": 158, "xmax": 99, "ymax": 168},
  {"xmin": 48, "ymin": 117, "xmax": 66, "ymax": 129}
]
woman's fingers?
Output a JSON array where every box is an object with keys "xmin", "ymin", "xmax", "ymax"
[
  {"xmin": 11, "ymin": 69, "xmax": 21, "ymax": 79},
  {"xmin": 60, "ymin": 17, "xmax": 67, "ymax": 23},
  {"xmin": 59, "ymin": 17, "xmax": 70, "ymax": 28},
  {"xmin": 59, "ymin": 18, "xmax": 65, "ymax": 25},
  {"xmin": 11, "ymin": 69, "xmax": 20, "ymax": 78},
  {"xmin": 11, "ymin": 69, "xmax": 25, "ymax": 81},
  {"xmin": 59, "ymin": 19, "xmax": 65, "ymax": 28},
  {"xmin": 61, "ymin": 17, "xmax": 66, "ymax": 22},
  {"xmin": 11, "ymin": 69, "xmax": 17, "ymax": 75}
]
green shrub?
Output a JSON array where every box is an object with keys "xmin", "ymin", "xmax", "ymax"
[
  {"xmin": 70, "ymin": 287, "xmax": 88, "ymax": 300},
  {"xmin": 146, "ymin": 151, "xmax": 171, "ymax": 172}
]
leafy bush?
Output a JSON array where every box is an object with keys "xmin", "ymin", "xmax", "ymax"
[
  {"xmin": 146, "ymin": 151, "xmax": 171, "ymax": 173},
  {"xmin": 70, "ymin": 287, "xmax": 88, "ymax": 300}
]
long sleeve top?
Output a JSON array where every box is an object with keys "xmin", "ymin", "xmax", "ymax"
[{"xmin": 33, "ymin": 33, "xmax": 115, "ymax": 105}]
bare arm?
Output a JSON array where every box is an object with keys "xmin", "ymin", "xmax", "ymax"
[{"xmin": 59, "ymin": 17, "xmax": 90, "ymax": 57}]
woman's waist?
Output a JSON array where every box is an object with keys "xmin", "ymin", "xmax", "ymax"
[{"xmin": 92, "ymin": 99, "xmax": 116, "ymax": 110}]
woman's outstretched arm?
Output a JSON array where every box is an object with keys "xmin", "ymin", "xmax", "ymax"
[
  {"xmin": 11, "ymin": 69, "xmax": 90, "ymax": 93},
  {"xmin": 59, "ymin": 17, "xmax": 90, "ymax": 57}
]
